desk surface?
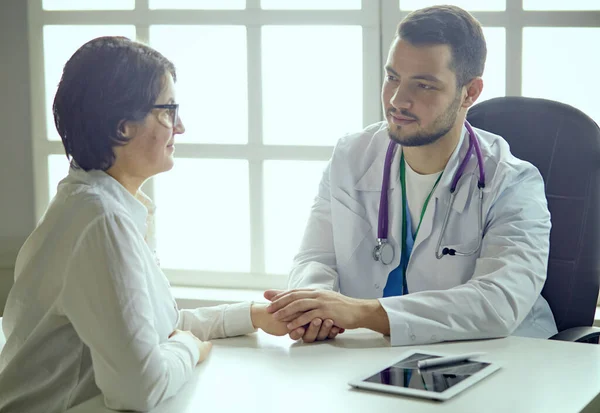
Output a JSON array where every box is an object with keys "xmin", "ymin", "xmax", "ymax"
[{"xmin": 67, "ymin": 330, "xmax": 600, "ymax": 413}]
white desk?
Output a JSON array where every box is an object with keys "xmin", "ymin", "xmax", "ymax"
[{"xmin": 66, "ymin": 330, "xmax": 600, "ymax": 413}]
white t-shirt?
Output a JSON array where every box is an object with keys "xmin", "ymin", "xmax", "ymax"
[
  {"xmin": 404, "ymin": 158, "xmax": 443, "ymax": 236},
  {"xmin": 0, "ymin": 166, "xmax": 256, "ymax": 413}
]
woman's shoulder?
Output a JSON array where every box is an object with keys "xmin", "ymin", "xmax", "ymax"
[
  {"xmin": 51, "ymin": 180, "xmax": 137, "ymax": 234},
  {"xmin": 62, "ymin": 181, "xmax": 126, "ymax": 212},
  {"xmin": 44, "ymin": 169, "xmax": 149, "ymax": 245}
]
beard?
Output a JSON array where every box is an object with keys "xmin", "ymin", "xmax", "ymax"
[{"xmin": 387, "ymin": 92, "xmax": 462, "ymax": 147}]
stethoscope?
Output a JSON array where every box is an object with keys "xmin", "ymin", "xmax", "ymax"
[{"xmin": 372, "ymin": 121, "xmax": 486, "ymax": 265}]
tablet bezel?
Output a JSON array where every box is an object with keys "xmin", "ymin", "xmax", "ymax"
[{"xmin": 348, "ymin": 350, "xmax": 501, "ymax": 401}]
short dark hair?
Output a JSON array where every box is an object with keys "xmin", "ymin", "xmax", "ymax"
[
  {"xmin": 53, "ymin": 36, "xmax": 176, "ymax": 171},
  {"xmin": 397, "ymin": 5, "xmax": 486, "ymax": 87}
]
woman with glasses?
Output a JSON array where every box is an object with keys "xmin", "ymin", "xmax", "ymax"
[{"xmin": 0, "ymin": 36, "xmax": 288, "ymax": 413}]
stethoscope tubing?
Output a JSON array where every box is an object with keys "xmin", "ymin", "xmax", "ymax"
[{"xmin": 373, "ymin": 120, "xmax": 485, "ymax": 263}]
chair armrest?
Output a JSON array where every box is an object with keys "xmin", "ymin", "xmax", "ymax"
[{"xmin": 549, "ymin": 326, "xmax": 600, "ymax": 343}]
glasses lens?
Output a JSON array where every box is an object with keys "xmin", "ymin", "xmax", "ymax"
[
  {"xmin": 171, "ymin": 106, "xmax": 179, "ymax": 126},
  {"xmin": 154, "ymin": 105, "xmax": 178, "ymax": 128}
]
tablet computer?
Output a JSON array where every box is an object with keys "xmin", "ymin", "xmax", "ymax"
[{"xmin": 348, "ymin": 350, "xmax": 500, "ymax": 401}]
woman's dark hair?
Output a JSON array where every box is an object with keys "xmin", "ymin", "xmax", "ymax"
[
  {"xmin": 397, "ymin": 5, "xmax": 487, "ymax": 87},
  {"xmin": 53, "ymin": 36, "xmax": 176, "ymax": 171}
]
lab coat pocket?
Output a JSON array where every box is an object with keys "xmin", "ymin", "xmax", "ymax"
[
  {"xmin": 434, "ymin": 238, "xmax": 480, "ymax": 287},
  {"xmin": 442, "ymin": 237, "xmax": 481, "ymax": 256},
  {"xmin": 331, "ymin": 192, "xmax": 371, "ymax": 267}
]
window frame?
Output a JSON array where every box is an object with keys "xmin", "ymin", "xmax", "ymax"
[
  {"xmin": 27, "ymin": 0, "xmax": 382, "ymax": 289},
  {"xmin": 28, "ymin": 0, "xmax": 600, "ymax": 290},
  {"xmin": 384, "ymin": 0, "xmax": 600, "ymax": 98}
]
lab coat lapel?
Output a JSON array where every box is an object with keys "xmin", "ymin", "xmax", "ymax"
[
  {"xmin": 411, "ymin": 127, "xmax": 471, "ymax": 253},
  {"xmin": 354, "ymin": 128, "xmax": 403, "ymax": 271},
  {"xmin": 354, "ymin": 134, "xmax": 391, "ymax": 192}
]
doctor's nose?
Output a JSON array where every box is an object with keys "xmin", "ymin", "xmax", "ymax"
[{"xmin": 389, "ymin": 86, "xmax": 412, "ymax": 110}]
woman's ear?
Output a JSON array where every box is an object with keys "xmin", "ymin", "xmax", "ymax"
[{"xmin": 117, "ymin": 119, "xmax": 136, "ymax": 140}]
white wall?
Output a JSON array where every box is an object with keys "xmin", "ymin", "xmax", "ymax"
[{"xmin": 0, "ymin": 0, "xmax": 35, "ymax": 315}]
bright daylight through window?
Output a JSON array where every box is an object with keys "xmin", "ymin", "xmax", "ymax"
[{"xmin": 32, "ymin": 0, "xmax": 599, "ymax": 290}]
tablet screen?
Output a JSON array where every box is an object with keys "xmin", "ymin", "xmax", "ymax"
[{"xmin": 363, "ymin": 353, "xmax": 491, "ymax": 393}]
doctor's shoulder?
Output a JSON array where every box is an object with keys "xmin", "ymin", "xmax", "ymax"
[
  {"xmin": 476, "ymin": 127, "xmax": 546, "ymax": 202},
  {"xmin": 329, "ymin": 121, "xmax": 389, "ymax": 166}
]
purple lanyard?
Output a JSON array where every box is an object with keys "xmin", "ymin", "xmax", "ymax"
[{"xmin": 377, "ymin": 121, "xmax": 486, "ymax": 241}]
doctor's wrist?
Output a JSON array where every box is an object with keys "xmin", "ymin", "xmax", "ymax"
[
  {"xmin": 356, "ymin": 299, "xmax": 391, "ymax": 336},
  {"xmin": 250, "ymin": 302, "xmax": 267, "ymax": 330}
]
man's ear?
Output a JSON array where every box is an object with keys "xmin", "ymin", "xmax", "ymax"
[{"xmin": 461, "ymin": 77, "xmax": 484, "ymax": 109}]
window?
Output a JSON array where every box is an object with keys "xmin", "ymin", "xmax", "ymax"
[
  {"xmin": 43, "ymin": 0, "xmax": 134, "ymax": 10},
  {"xmin": 522, "ymin": 28, "xmax": 600, "ymax": 123},
  {"xmin": 523, "ymin": 0, "xmax": 600, "ymax": 11},
  {"xmin": 399, "ymin": 0, "xmax": 506, "ymax": 11},
  {"xmin": 384, "ymin": 1, "xmax": 599, "ymax": 124},
  {"xmin": 30, "ymin": 0, "xmax": 599, "ymax": 290},
  {"xmin": 29, "ymin": 0, "xmax": 380, "ymax": 289},
  {"xmin": 149, "ymin": 25, "xmax": 249, "ymax": 144}
]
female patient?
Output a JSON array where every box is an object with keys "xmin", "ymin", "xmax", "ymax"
[{"xmin": 0, "ymin": 36, "xmax": 287, "ymax": 413}]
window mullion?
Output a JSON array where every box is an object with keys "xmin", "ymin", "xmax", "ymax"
[
  {"xmin": 506, "ymin": 0, "xmax": 524, "ymax": 96},
  {"xmin": 247, "ymin": 22, "xmax": 266, "ymax": 274},
  {"xmin": 28, "ymin": 0, "xmax": 51, "ymax": 220},
  {"xmin": 246, "ymin": 0, "xmax": 261, "ymax": 9},
  {"xmin": 363, "ymin": 1, "xmax": 383, "ymax": 125},
  {"xmin": 135, "ymin": 0, "xmax": 148, "ymax": 12}
]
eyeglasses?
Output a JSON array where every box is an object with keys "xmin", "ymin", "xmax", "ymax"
[{"xmin": 152, "ymin": 103, "xmax": 179, "ymax": 128}]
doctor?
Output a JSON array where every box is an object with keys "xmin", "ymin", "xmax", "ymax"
[{"xmin": 265, "ymin": 5, "xmax": 558, "ymax": 346}]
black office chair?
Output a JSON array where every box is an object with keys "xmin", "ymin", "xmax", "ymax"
[{"xmin": 467, "ymin": 96, "xmax": 600, "ymax": 343}]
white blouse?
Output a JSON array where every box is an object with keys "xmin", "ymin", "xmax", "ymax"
[{"xmin": 0, "ymin": 166, "xmax": 255, "ymax": 413}]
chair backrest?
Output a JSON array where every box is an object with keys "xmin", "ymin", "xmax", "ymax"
[{"xmin": 467, "ymin": 96, "xmax": 600, "ymax": 332}]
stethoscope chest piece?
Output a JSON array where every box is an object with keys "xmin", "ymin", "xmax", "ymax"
[{"xmin": 373, "ymin": 239, "xmax": 394, "ymax": 265}]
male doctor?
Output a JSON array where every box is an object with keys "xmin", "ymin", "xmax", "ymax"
[{"xmin": 265, "ymin": 5, "xmax": 558, "ymax": 346}]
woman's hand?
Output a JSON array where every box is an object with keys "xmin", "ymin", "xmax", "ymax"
[
  {"xmin": 169, "ymin": 329, "xmax": 212, "ymax": 364},
  {"xmin": 250, "ymin": 303, "xmax": 295, "ymax": 337}
]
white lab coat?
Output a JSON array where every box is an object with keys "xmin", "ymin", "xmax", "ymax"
[{"xmin": 289, "ymin": 121, "xmax": 558, "ymax": 346}]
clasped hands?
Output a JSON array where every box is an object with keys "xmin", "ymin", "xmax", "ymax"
[
  {"xmin": 172, "ymin": 289, "xmax": 372, "ymax": 365},
  {"xmin": 260, "ymin": 289, "xmax": 366, "ymax": 342}
]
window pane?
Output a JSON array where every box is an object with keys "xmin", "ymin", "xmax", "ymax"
[
  {"xmin": 522, "ymin": 28, "xmax": 600, "ymax": 125},
  {"xmin": 264, "ymin": 161, "xmax": 327, "ymax": 274},
  {"xmin": 262, "ymin": 26, "xmax": 362, "ymax": 146},
  {"xmin": 478, "ymin": 27, "xmax": 505, "ymax": 103},
  {"xmin": 261, "ymin": 0, "xmax": 360, "ymax": 9},
  {"xmin": 43, "ymin": 26, "xmax": 136, "ymax": 141},
  {"xmin": 43, "ymin": 0, "xmax": 134, "ymax": 10},
  {"xmin": 399, "ymin": 0, "xmax": 505, "ymax": 11},
  {"xmin": 149, "ymin": 0, "xmax": 244, "ymax": 9},
  {"xmin": 524, "ymin": 0, "xmax": 600, "ymax": 10},
  {"xmin": 150, "ymin": 26, "xmax": 248, "ymax": 144},
  {"xmin": 48, "ymin": 155, "xmax": 70, "ymax": 201},
  {"xmin": 154, "ymin": 159, "xmax": 250, "ymax": 272}
]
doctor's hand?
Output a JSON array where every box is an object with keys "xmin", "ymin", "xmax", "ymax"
[
  {"xmin": 265, "ymin": 289, "xmax": 362, "ymax": 330},
  {"xmin": 250, "ymin": 303, "xmax": 291, "ymax": 337},
  {"xmin": 265, "ymin": 290, "xmax": 391, "ymax": 336},
  {"xmin": 264, "ymin": 290, "xmax": 344, "ymax": 342},
  {"xmin": 169, "ymin": 329, "xmax": 212, "ymax": 364}
]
